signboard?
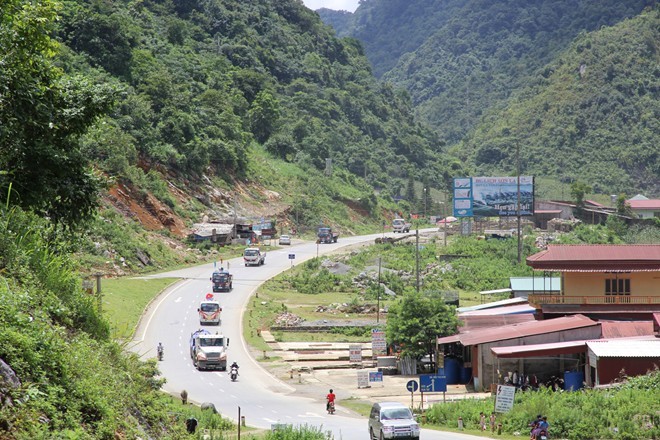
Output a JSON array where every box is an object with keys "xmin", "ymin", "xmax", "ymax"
[
  {"xmin": 288, "ymin": 253, "xmax": 295, "ymax": 260},
  {"xmin": 494, "ymin": 384, "xmax": 516, "ymax": 413},
  {"xmin": 357, "ymin": 370, "xmax": 370, "ymax": 388},
  {"xmin": 419, "ymin": 374, "xmax": 447, "ymax": 393},
  {"xmin": 369, "ymin": 371, "xmax": 383, "ymax": 383},
  {"xmin": 371, "ymin": 329, "xmax": 387, "ymax": 357},
  {"xmin": 271, "ymin": 423, "xmax": 292, "ymax": 432},
  {"xmin": 349, "ymin": 344, "xmax": 363, "ymax": 363},
  {"xmin": 406, "ymin": 380, "xmax": 419, "ymax": 393},
  {"xmin": 453, "ymin": 176, "xmax": 535, "ymax": 217}
]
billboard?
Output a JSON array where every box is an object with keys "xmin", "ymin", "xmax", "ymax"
[{"xmin": 453, "ymin": 176, "xmax": 534, "ymax": 217}]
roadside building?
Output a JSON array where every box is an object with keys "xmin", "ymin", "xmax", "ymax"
[
  {"xmin": 190, "ymin": 223, "xmax": 235, "ymax": 243},
  {"xmin": 626, "ymin": 198, "xmax": 660, "ymax": 219},
  {"xmin": 526, "ymin": 244, "xmax": 660, "ymax": 320},
  {"xmin": 436, "ymin": 314, "xmax": 601, "ymax": 391},
  {"xmin": 586, "ymin": 339, "xmax": 660, "ymax": 386}
]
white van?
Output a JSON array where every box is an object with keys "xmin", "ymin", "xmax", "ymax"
[{"xmin": 368, "ymin": 401, "xmax": 420, "ymax": 440}]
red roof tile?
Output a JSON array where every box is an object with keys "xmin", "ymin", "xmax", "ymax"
[
  {"xmin": 599, "ymin": 321, "xmax": 655, "ymax": 338},
  {"xmin": 626, "ymin": 199, "xmax": 660, "ymax": 210},
  {"xmin": 448, "ymin": 314, "xmax": 597, "ymax": 346},
  {"xmin": 527, "ymin": 244, "xmax": 660, "ymax": 271}
]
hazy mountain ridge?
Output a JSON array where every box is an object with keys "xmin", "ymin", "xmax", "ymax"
[{"xmin": 319, "ymin": 0, "xmax": 657, "ymax": 195}]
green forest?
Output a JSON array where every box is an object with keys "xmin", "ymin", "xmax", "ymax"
[
  {"xmin": 320, "ymin": 0, "xmax": 659, "ymax": 195},
  {"xmin": 1, "ymin": 0, "xmax": 659, "ymax": 437}
]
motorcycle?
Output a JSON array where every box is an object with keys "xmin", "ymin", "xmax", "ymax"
[
  {"xmin": 157, "ymin": 343, "xmax": 164, "ymax": 361},
  {"xmin": 327, "ymin": 401, "xmax": 335, "ymax": 414},
  {"xmin": 230, "ymin": 367, "xmax": 238, "ymax": 382}
]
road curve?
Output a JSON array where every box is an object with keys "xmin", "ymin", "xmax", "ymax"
[{"xmin": 130, "ymin": 230, "xmax": 483, "ymax": 439}]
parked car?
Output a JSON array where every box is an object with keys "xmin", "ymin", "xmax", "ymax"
[
  {"xmin": 279, "ymin": 235, "xmax": 291, "ymax": 245},
  {"xmin": 368, "ymin": 402, "xmax": 420, "ymax": 440}
]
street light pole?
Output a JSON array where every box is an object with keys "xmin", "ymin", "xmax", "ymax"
[{"xmin": 377, "ymin": 257, "xmax": 382, "ymax": 323}]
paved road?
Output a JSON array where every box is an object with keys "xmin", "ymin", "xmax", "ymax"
[{"xmin": 130, "ymin": 230, "xmax": 483, "ymax": 439}]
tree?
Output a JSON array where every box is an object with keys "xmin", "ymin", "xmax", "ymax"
[
  {"xmin": 570, "ymin": 181, "xmax": 592, "ymax": 208},
  {"xmin": 386, "ymin": 290, "xmax": 459, "ymax": 361},
  {"xmin": 0, "ymin": 0, "xmax": 116, "ymax": 228}
]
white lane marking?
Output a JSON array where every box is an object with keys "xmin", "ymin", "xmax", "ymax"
[
  {"xmin": 263, "ymin": 418, "xmax": 280, "ymax": 423},
  {"xmin": 298, "ymin": 412, "xmax": 324, "ymax": 418},
  {"xmin": 137, "ymin": 279, "xmax": 194, "ymax": 341},
  {"xmin": 174, "ymin": 297, "xmax": 182, "ymax": 303}
]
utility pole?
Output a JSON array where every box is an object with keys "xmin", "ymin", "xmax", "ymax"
[
  {"xmin": 415, "ymin": 228, "xmax": 420, "ymax": 293},
  {"xmin": 516, "ymin": 141, "xmax": 522, "ymax": 264},
  {"xmin": 377, "ymin": 257, "xmax": 382, "ymax": 323}
]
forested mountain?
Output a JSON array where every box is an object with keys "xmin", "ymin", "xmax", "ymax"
[
  {"xmin": 456, "ymin": 8, "xmax": 660, "ymax": 195},
  {"xmin": 53, "ymin": 0, "xmax": 445, "ymax": 201},
  {"xmin": 316, "ymin": 0, "xmax": 658, "ymax": 195}
]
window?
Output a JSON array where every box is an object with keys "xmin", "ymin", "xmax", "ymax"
[{"xmin": 605, "ymin": 278, "xmax": 630, "ymax": 295}]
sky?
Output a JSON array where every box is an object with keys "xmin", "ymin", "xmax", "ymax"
[{"xmin": 302, "ymin": 0, "xmax": 360, "ymax": 12}]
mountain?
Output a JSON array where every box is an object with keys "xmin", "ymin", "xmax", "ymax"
[
  {"xmin": 455, "ymin": 7, "xmax": 660, "ymax": 195},
  {"xmin": 54, "ymin": 0, "xmax": 444, "ymax": 206},
  {"xmin": 318, "ymin": 0, "xmax": 657, "ymax": 195}
]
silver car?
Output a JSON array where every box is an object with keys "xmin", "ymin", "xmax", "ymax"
[
  {"xmin": 279, "ymin": 235, "xmax": 291, "ymax": 245},
  {"xmin": 368, "ymin": 402, "xmax": 420, "ymax": 439}
]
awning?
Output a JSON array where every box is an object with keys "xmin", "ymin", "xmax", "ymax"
[
  {"xmin": 480, "ymin": 288, "xmax": 513, "ymax": 295},
  {"xmin": 436, "ymin": 334, "xmax": 461, "ymax": 344},
  {"xmin": 491, "ymin": 340, "xmax": 587, "ymax": 358}
]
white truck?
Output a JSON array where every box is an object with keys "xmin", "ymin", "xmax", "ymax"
[
  {"xmin": 189, "ymin": 329, "xmax": 229, "ymax": 371},
  {"xmin": 392, "ymin": 218, "xmax": 411, "ymax": 233},
  {"xmin": 243, "ymin": 247, "xmax": 266, "ymax": 266}
]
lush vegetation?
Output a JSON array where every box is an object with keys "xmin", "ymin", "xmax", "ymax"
[
  {"xmin": 425, "ymin": 369, "xmax": 660, "ymax": 440},
  {"xmin": 325, "ymin": 0, "xmax": 657, "ymax": 195},
  {"xmin": 54, "ymin": 0, "xmax": 450, "ymax": 205},
  {"xmin": 457, "ymin": 7, "xmax": 660, "ymax": 196}
]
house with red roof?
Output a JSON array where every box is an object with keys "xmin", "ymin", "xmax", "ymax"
[
  {"xmin": 626, "ymin": 198, "xmax": 660, "ymax": 219},
  {"xmin": 526, "ymin": 244, "xmax": 660, "ymax": 320}
]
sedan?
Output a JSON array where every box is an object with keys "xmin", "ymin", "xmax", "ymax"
[{"xmin": 279, "ymin": 235, "xmax": 291, "ymax": 245}]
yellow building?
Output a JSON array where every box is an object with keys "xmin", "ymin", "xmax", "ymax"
[{"xmin": 526, "ymin": 244, "xmax": 660, "ymax": 320}]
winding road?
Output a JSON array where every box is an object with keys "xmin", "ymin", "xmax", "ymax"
[{"xmin": 130, "ymin": 230, "xmax": 483, "ymax": 439}]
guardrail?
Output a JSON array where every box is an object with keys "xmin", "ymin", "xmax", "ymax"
[{"xmin": 528, "ymin": 294, "xmax": 660, "ymax": 305}]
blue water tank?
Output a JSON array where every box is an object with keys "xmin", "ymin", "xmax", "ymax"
[
  {"xmin": 563, "ymin": 371, "xmax": 584, "ymax": 391},
  {"xmin": 460, "ymin": 367, "xmax": 472, "ymax": 384},
  {"xmin": 444, "ymin": 357, "xmax": 461, "ymax": 385}
]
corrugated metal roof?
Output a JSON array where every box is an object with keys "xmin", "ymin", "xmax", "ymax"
[
  {"xmin": 626, "ymin": 199, "xmax": 660, "ymax": 210},
  {"xmin": 457, "ymin": 314, "xmax": 597, "ymax": 346},
  {"xmin": 457, "ymin": 297, "xmax": 527, "ymax": 313},
  {"xmin": 600, "ymin": 321, "xmax": 655, "ymax": 338},
  {"xmin": 587, "ymin": 339, "xmax": 660, "ymax": 358},
  {"xmin": 527, "ymin": 245, "xmax": 660, "ymax": 271},
  {"xmin": 491, "ymin": 340, "xmax": 587, "ymax": 358},
  {"xmin": 459, "ymin": 304, "xmax": 536, "ymax": 316},
  {"xmin": 509, "ymin": 277, "xmax": 561, "ymax": 292},
  {"xmin": 457, "ymin": 314, "xmax": 535, "ymax": 331}
]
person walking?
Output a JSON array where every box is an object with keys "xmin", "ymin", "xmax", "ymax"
[
  {"xmin": 479, "ymin": 412, "xmax": 487, "ymax": 431},
  {"xmin": 490, "ymin": 412, "xmax": 497, "ymax": 433}
]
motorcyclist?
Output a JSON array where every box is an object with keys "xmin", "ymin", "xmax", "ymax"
[
  {"xmin": 230, "ymin": 362, "xmax": 239, "ymax": 381},
  {"xmin": 326, "ymin": 389, "xmax": 336, "ymax": 413}
]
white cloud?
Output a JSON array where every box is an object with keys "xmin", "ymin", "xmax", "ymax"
[{"xmin": 302, "ymin": 0, "xmax": 360, "ymax": 12}]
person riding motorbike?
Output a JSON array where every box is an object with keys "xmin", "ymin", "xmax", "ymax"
[
  {"xmin": 326, "ymin": 389, "xmax": 336, "ymax": 414},
  {"xmin": 157, "ymin": 342, "xmax": 164, "ymax": 361},
  {"xmin": 230, "ymin": 362, "xmax": 239, "ymax": 381}
]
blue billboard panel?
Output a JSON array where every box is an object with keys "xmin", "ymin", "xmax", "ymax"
[{"xmin": 453, "ymin": 176, "xmax": 534, "ymax": 217}]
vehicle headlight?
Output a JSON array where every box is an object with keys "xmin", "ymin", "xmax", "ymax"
[
  {"xmin": 220, "ymin": 354, "xmax": 227, "ymax": 360},
  {"xmin": 382, "ymin": 426, "xmax": 394, "ymax": 433},
  {"xmin": 411, "ymin": 423, "xmax": 420, "ymax": 433},
  {"xmin": 196, "ymin": 353, "xmax": 207, "ymax": 360}
]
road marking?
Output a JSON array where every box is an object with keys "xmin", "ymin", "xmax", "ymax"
[
  {"xmin": 136, "ymin": 279, "xmax": 194, "ymax": 341},
  {"xmin": 174, "ymin": 297, "xmax": 182, "ymax": 303},
  {"xmin": 298, "ymin": 412, "xmax": 324, "ymax": 418},
  {"xmin": 263, "ymin": 418, "xmax": 280, "ymax": 423}
]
